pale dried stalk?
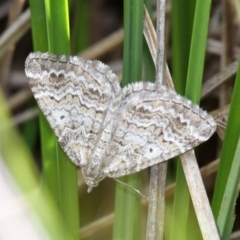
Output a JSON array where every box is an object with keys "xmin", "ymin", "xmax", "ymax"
[
  {"xmin": 201, "ymin": 60, "xmax": 238, "ymax": 99},
  {"xmin": 180, "ymin": 151, "xmax": 220, "ymax": 239},
  {"xmin": 146, "ymin": 1, "xmax": 166, "ymax": 239},
  {"xmin": 78, "ymin": 6, "xmax": 172, "ymax": 60},
  {"xmin": 207, "ymin": 39, "xmax": 240, "ymax": 59},
  {"xmin": 231, "ymin": 229, "xmax": 240, "ymax": 240},
  {"xmin": 146, "ymin": 163, "xmax": 168, "ymax": 239},
  {"xmin": 155, "ymin": 0, "xmax": 166, "ymax": 87},
  {"xmin": 143, "ymin": 5, "xmax": 220, "ymax": 240},
  {"xmin": 80, "ymin": 213, "xmax": 114, "ymax": 239},
  {"xmin": 155, "ymin": 162, "xmax": 167, "ymax": 238},
  {"xmin": 13, "ymin": 108, "xmax": 39, "ymax": 126},
  {"xmin": 8, "ymin": 88, "xmax": 33, "ymax": 110},
  {"xmin": 0, "ymin": 0, "xmax": 26, "ymax": 92},
  {"xmin": 146, "ymin": 165, "xmax": 163, "ymax": 240},
  {"xmin": 80, "ymin": 29, "xmax": 123, "ymax": 60},
  {"xmin": 143, "ymin": 6, "xmax": 173, "ymax": 89},
  {"xmin": 165, "ymin": 158, "xmax": 220, "ymax": 199},
  {"xmin": 0, "ymin": 9, "xmax": 30, "ymax": 59}
]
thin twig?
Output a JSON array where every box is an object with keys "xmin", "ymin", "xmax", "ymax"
[
  {"xmin": 8, "ymin": 88, "xmax": 33, "ymax": 110},
  {"xmin": 207, "ymin": 39, "xmax": 240, "ymax": 59},
  {"xmin": 145, "ymin": 1, "xmax": 166, "ymax": 239},
  {"xmin": 201, "ymin": 60, "xmax": 238, "ymax": 99},
  {"xmin": 146, "ymin": 165, "xmax": 164, "ymax": 240},
  {"xmin": 79, "ymin": 29, "xmax": 123, "ymax": 60},
  {"xmin": 154, "ymin": 1, "xmax": 167, "ymax": 239},
  {"xmin": 13, "ymin": 108, "xmax": 39, "ymax": 125},
  {"xmin": 0, "ymin": 9, "xmax": 30, "ymax": 58},
  {"xmin": 155, "ymin": 0, "xmax": 166, "ymax": 87},
  {"xmin": 0, "ymin": 0, "xmax": 26, "ymax": 93},
  {"xmin": 80, "ymin": 213, "xmax": 114, "ymax": 239},
  {"xmin": 180, "ymin": 151, "xmax": 220, "ymax": 239}
]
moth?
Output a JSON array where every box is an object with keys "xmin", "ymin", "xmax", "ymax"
[{"xmin": 25, "ymin": 52, "xmax": 216, "ymax": 192}]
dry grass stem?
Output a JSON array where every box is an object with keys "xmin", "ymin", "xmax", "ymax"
[
  {"xmin": 0, "ymin": 9, "xmax": 30, "ymax": 58},
  {"xmin": 180, "ymin": 151, "xmax": 220, "ymax": 239},
  {"xmin": 207, "ymin": 39, "xmax": 240, "ymax": 59},
  {"xmin": 8, "ymin": 88, "xmax": 32, "ymax": 111},
  {"xmin": 0, "ymin": 0, "xmax": 26, "ymax": 92},
  {"xmin": 13, "ymin": 108, "xmax": 38, "ymax": 126},
  {"xmin": 79, "ymin": 29, "xmax": 123, "ymax": 60},
  {"xmin": 145, "ymin": 1, "xmax": 167, "ymax": 239},
  {"xmin": 80, "ymin": 213, "xmax": 114, "ymax": 239},
  {"xmin": 201, "ymin": 61, "xmax": 238, "ymax": 99}
]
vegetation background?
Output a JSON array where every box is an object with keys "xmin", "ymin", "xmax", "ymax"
[{"xmin": 0, "ymin": 0, "xmax": 240, "ymax": 239}]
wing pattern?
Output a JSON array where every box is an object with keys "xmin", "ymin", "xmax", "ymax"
[
  {"xmin": 101, "ymin": 82, "xmax": 216, "ymax": 178},
  {"xmin": 25, "ymin": 52, "xmax": 122, "ymax": 167},
  {"xmin": 25, "ymin": 52, "xmax": 216, "ymax": 190}
]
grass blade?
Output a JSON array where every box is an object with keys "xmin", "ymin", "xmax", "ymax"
[
  {"xmin": 29, "ymin": 0, "xmax": 80, "ymax": 238},
  {"xmin": 212, "ymin": 59, "xmax": 240, "ymax": 238},
  {"xmin": 113, "ymin": 1, "xmax": 143, "ymax": 239}
]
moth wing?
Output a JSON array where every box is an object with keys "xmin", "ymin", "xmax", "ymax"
[
  {"xmin": 101, "ymin": 82, "xmax": 216, "ymax": 178},
  {"xmin": 25, "ymin": 52, "xmax": 122, "ymax": 167}
]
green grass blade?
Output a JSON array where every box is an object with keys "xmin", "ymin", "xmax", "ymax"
[
  {"xmin": 170, "ymin": 163, "xmax": 189, "ymax": 240},
  {"xmin": 28, "ymin": 0, "xmax": 56, "ymax": 199},
  {"xmin": 113, "ymin": 0, "xmax": 143, "ymax": 239},
  {"xmin": 26, "ymin": 1, "xmax": 69, "ymax": 238},
  {"xmin": 170, "ymin": 3, "xmax": 196, "ymax": 237},
  {"xmin": 28, "ymin": 0, "xmax": 48, "ymax": 52},
  {"xmin": 143, "ymin": 0, "xmax": 155, "ymax": 83},
  {"xmin": 171, "ymin": 0, "xmax": 195, "ymax": 94},
  {"xmin": 71, "ymin": 0, "xmax": 89, "ymax": 53},
  {"xmin": 212, "ymin": 59, "xmax": 240, "ymax": 238},
  {"xmin": 44, "ymin": 1, "xmax": 80, "ymax": 239},
  {"xmin": 185, "ymin": 0, "xmax": 211, "ymax": 102},
  {"xmin": 29, "ymin": 0, "xmax": 80, "ymax": 238},
  {"xmin": 217, "ymin": 134, "xmax": 240, "ymax": 238},
  {"xmin": 121, "ymin": 0, "xmax": 143, "ymax": 86},
  {"xmin": 44, "ymin": 0, "xmax": 70, "ymax": 53},
  {"xmin": 170, "ymin": 1, "xmax": 211, "ymax": 239}
]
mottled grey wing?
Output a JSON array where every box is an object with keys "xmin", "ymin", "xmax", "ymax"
[
  {"xmin": 25, "ymin": 52, "xmax": 122, "ymax": 167},
  {"xmin": 102, "ymin": 82, "xmax": 216, "ymax": 178}
]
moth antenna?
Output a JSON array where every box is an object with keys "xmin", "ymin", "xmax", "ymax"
[
  {"xmin": 114, "ymin": 178, "xmax": 149, "ymax": 203},
  {"xmin": 214, "ymin": 116, "xmax": 227, "ymax": 129}
]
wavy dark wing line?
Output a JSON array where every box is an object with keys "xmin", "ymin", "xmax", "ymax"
[
  {"xmin": 101, "ymin": 82, "xmax": 216, "ymax": 178},
  {"xmin": 25, "ymin": 52, "xmax": 122, "ymax": 167}
]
